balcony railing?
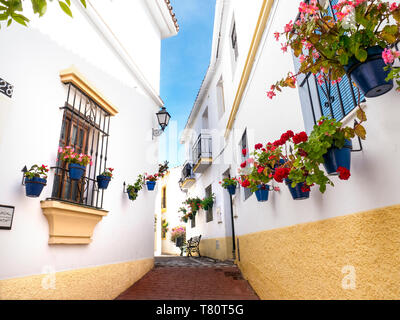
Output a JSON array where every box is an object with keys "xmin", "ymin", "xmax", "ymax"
[
  {"xmin": 192, "ymin": 133, "xmax": 212, "ymax": 174},
  {"xmin": 179, "ymin": 161, "xmax": 195, "ymax": 190}
]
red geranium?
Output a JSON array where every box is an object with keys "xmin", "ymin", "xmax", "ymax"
[
  {"xmin": 255, "ymin": 143, "xmax": 263, "ymax": 150},
  {"xmin": 337, "ymin": 167, "xmax": 351, "ymax": 180},
  {"xmin": 241, "ymin": 179, "xmax": 250, "ymax": 188},
  {"xmin": 240, "ymin": 161, "xmax": 247, "ymax": 168},
  {"xmin": 292, "ymin": 131, "xmax": 308, "ymax": 144},
  {"xmin": 242, "ymin": 148, "xmax": 247, "ymax": 156},
  {"xmin": 273, "ymin": 167, "xmax": 290, "ymax": 183}
]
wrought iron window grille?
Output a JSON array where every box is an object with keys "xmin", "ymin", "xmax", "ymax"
[
  {"xmin": 49, "ymin": 83, "xmax": 111, "ymax": 210},
  {"xmin": 296, "ymin": 0, "xmax": 367, "ymax": 152}
]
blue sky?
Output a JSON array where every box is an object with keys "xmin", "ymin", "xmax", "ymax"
[{"xmin": 159, "ymin": 0, "xmax": 216, "ymax": 168}]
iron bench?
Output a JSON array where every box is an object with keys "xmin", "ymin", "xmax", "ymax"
[{"xmin": 186, "ymin": 235, "xmax": 201, "ymax": 257}]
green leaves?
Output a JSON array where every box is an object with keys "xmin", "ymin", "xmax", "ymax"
[
  {"xmin": 58, "ymin": 1, "xmax": 72, "ymax": 18},
  {"xmin": 31, "ymin": 0, "xmax": 47, "ymax": 17},
  {"xmin": 355, "ymin": 48, "xmax": 368, "ymax": 62},
  {"xmin": 0, "ymin": 0, "xmax": 88, "ymax": 28}
]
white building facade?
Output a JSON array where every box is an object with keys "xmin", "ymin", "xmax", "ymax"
[
  {"xmin": 0, "ymin": 0, "xmax": 178, "ymax": 299},
  {"xmin": 180, "ymin": 0, "xmax": 400, "ymax": 299}
]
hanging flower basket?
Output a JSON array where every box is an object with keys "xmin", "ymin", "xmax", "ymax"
[
  {"xmin": 255, "ymin": 184, "xmax": 270, "ymax": 202},
  {"xmin": 226, "ymin": 185, "xmax": 236, "ymax": 195},
  {"xmin": 344, "ymin": 46, "xmax": 393, "ymax": 98},
  {"xmin": 97, "ymin": 175, "xmax": 111, "ymax": 189},
  {"xmin": 23, "ymin": 164, "xmax": 49, "ymax": 198},
  {"xmin": 323, "ymin": 139, "xmax": 352, "ymax": 175},
  {"xmin": 146, "ymin": 180, "xmax": 156, "ymax": 191},
  {"xmin": 69, "ymin": 163, "xmax": 86, "ymax": 180},
  {"xmin": 285, "ymin": 179, "xmax": 310, "ymax": 201},
  {"xmin": 25, "ymin": 177, "xmax": 47, "ymax": 198},
  {"xmin": 96, "ymin": 168, "xmax": 113, "ymax": 190}
]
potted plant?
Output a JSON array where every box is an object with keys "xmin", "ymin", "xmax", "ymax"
[
  {"xmin": 158, "ymin": 161, "xmax": 169, "ymax": 179},
  {"xmin": 170, "ymin": 226, "xmax": 186, "ymax": 247},
  {"xmin": 184, "ymin": 197, "xmax": 202, "ymax": 216},
  {"xmin": 161, "ymin": 219, "xmax": 169, "ymax": 239},
  {"xmin": 97, "ymin": 168, "xmax": 114, "ymax": 190},
  {"xmin": 126, "ymin": 174, "xmax": 144, "ymax": 201},
  {"xmin": 238, "ymin": 141, "xmax": 284, "ymax": 202},
  {"xmin": 219, "ymin": 177, "xmax": 238, "ymax": 195},
  {"xmin": 179, "ymin": 207, "xmax": 189, "ymax": 223},
  {"xmin": 268, "ymin": 0, "xmax": 400, "ymax": 99},
  {"xmin": 145, "ymin": 174, "xmax": 158, "ymax": 191},
  {"xmin": 24, "ymin": 164, "xmax": 49, "ymax": 197},
  {"xmin": 201, "ymin": 193, "xmax": 215, "ymax": 211},
  {"xmin": 58, "ymin": 146, "xmax": 92, "ymax": 181}
]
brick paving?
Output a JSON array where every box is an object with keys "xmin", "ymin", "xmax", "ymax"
[{"xmin": 116, "ymin": 256, "xmax": 259, "ymax": 300}]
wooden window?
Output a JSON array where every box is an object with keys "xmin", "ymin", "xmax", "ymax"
[{"xmin": 50, "ymin": 84, "xmax": 111, "ymax": 209}]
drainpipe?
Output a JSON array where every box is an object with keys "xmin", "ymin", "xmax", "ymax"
[{"xmin": 229, "ymin": 180, "xmax": 236, "ymax": 260}]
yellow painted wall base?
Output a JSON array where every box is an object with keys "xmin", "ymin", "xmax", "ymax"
[
  {"xmin": 0, "ymin": 258, "xmax": 154, "ymax": 300},
  {"xmin": 199, "ymin": 237, "xmax": 233, "ymax": 261},
  {"xmin": 236, "ymin": 204, "xmax": 400, "ymax": 300}
]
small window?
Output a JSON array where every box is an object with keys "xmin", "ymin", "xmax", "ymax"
[
  {"xmin": 205, "ymin": 185, "xmax": 213, "ymax": 223},
  {"xmin": 161, "ymin": 186, "xmax": 167, "ymax": 212},
  {"xmin": 240, "ymin": 129, "xmax": 252, "ymax": 201},
  {"xmin": 231, "ymin": 20, "xmax": 238, "ymax": 61}
]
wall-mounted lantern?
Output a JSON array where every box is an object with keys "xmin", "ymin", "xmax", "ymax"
[{"xmin": 152, "ymin": 106, "xmax": 171, "ymax": 139}]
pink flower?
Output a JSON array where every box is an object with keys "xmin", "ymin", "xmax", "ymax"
[
  {"xmin": 382, "ymin": 48, "xmax": 395, "ymax": 65},
  {"xmin": 267, "ymin": 90, "xmax": 276, "ymax": 99},
  {"xmin": 58, "ymin": 147, "xmax": 63, "ymax": 153},
  {"xmin": 281, "ymin": 43, "xmax": 288, "ymax": 53},
  {"xmin": 274, "ymin": 32, "xmax": 280, "ymax": 41},
  {"xmin": 312, "ymin": 50, "xmax": 320, "ymax": 60},
  {"xmin": 299, "ymin": 54, "xmax": 306, "ymax": 63},
  {"xmin": 284, "ymin": 20, "xmax": 293, "ymax": 33},
  {"xmin": 390, "ymin": 3, "xmax": 399, "ymax": 11},
  {"xmin": 247, "ymin": 158, "xmax": 255, "ymax": 164},
  {"xmin": 317, "ymin": 73, "xmax": 324, "ymax": 86}
]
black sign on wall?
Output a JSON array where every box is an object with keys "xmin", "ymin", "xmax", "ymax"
[{"xmin": 0, "ymin": 77, "xmax": 13, "ymax": 98}]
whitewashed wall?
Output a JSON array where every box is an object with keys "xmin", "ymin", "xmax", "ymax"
[
  {"xmin": 0, "ymin": 22, "xmax": 160, "ymax": 279},
  {"xmin": 227, "ymin": 0, "xmax": 400, "ymax": 237},
  {"xmin": 184, "ymin": 0, "xmax": 264, "ymax": 243},
  {"xmin": 183, "ymin": 0, "xmax": 400, "ymax": 246}
]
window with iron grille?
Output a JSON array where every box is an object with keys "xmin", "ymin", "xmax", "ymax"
[
  {"xmin": 205, "ymin": 185, "xmax": 213, "ymax": 223},
  {"xmin": 296, "ymin": 0, "xmax": 366, "ymax": 130},
  {"xmin": 49, "ymin": 83, "xmax": 111, "ymax": 209}
]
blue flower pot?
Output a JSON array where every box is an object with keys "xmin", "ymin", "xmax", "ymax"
[
  {"xmin": 97, "ymin": 175, "xmax": 111, "ymax": 189},
  {"xmin": 68, "ymin": 163, "xmax": 86, "ymax": 180},
  {"xmin": 344, "ymin": 46, "xmax": 393, "ymax": 98},
  {"xmin": 146, "ymin": 181, "xmax": 156, "ymax": 191},
  {"xmin": 285, "ymin": 179, "xmax": 310, "ymax": 200},
  {"xmin": 227, "ymin": 185, "xmax": 236, "ymax": 195},
  {"xmin": 25, "ymin": 177, "xmax": 47, "ymax": 198},
  {"xmin": 255, "ymin": 185, "xmax": 269, "ymax": 202},
  {"xmin": 323, "ymin": 139, "xmax": 352, "ymax": 175}
]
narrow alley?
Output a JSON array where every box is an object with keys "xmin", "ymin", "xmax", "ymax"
[{"xmin": 116, "ymin": 256, "xmax": 259, "ymax": 300}]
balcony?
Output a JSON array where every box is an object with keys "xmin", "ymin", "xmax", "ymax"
[
  {"xmin": 192, "ymin": 133, "xmax": 212, "ymax": 174},
  {"xmin": 179, "ymin": 161, "xmax": 196, "ymax": 190}
]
